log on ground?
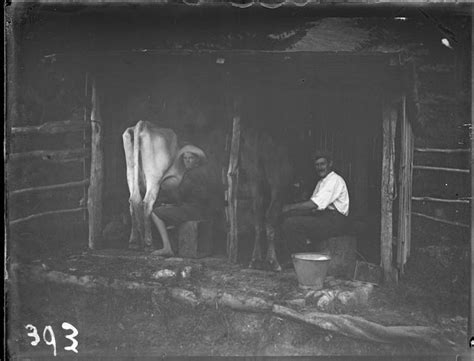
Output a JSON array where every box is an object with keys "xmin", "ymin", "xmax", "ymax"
[
  {"xmin": 18, "ymin": 264, "xmax": 159, "ymax": 292},
  {"xmin": 273, "ymin": 304, "xmax": 440, "ymax": 346}
]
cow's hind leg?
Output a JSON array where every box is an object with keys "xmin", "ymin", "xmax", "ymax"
[
  {"xmin": 139, "ymin": 130, "xmax": 172, "ymax": 250},
  {"xmin": 122, "ymin": 127, "xmax": 141, "ymax": 248},
  {"xmin": 249, "ymin": 181, "xmax": 266, "ymax": 270},
  {"xmin": 142, "ymin": 178, "xmax": 160, "ymax": 250},
  {"xmin": 264, "ymin": 188, "xmax": 283, "ymax": 272},
  {"xmin": 263, "ymin": 140, "xmax": 291, "ymax": 272}
]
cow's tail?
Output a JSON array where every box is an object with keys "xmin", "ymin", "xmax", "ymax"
[
  {"xmin": 132, "ymin": 120, "xmax": 145, "ymax": 238},
  {"xmin": 132, "ymin": 120, "xmax": 143, "ymax": 196}
]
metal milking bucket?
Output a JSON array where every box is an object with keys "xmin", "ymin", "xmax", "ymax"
[{"xmin": 292, "ymin": 253, "xmax": 331, "ymax": 290}]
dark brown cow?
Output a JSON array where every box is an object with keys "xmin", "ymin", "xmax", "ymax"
[
  {"xmin": 122, "ymin": 120, "xmax": 205, "ymax": 249},
  {"xmin": 242, "ymin": 131, "xmax": 293, "ymax": 272}
]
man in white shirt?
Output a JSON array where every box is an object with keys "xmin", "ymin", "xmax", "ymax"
[{"xmin": 282, "ymin": 150, "xmax": 349, "ymax": 254}]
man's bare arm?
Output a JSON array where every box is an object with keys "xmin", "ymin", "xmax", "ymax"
[{"xmin": 283, "ymin": 200, "xmax": 318, "ymax": 214}]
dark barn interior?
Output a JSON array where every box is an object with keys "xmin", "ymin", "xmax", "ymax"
[{"xmin": 95, "ymin": 52, "xmax": 394, "ymax": 263}]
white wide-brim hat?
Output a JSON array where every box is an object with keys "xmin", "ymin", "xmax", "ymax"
[{"xmin": 178, "ymin": 144, "xmax": 207, "ymax": 162}]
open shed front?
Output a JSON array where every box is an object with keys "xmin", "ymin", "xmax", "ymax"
[
  {"xmin": 96, "ymin": 50, "xmax": 404, "ymax": 277},
  {"xmin": 7, "ymin": 4, "xmax": 471, "ymax": 356}
]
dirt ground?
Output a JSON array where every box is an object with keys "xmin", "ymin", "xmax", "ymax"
[{"xmin": 6, "ymin": 245, "xmax": 469, "ymax": 359}]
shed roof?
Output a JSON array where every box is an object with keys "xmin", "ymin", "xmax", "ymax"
[{"xmin": 11, "ymin": 7, "xmax": 465, "ymax": 60}]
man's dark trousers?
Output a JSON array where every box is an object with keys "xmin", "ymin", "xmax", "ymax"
[{"xmin": 282, "ymin": 210, "xmax": 348, "ymax": 254}]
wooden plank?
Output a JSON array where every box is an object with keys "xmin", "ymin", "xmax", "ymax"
[
  {"xmin": 9, "ymin": 148, "xmax": 90, "ymax": 162},
  {"xmin": 226, "ymin": 115, "xmax": 241, "ymax": 263},
  {"xmin": 9, "ymin": 207, "xmax": 87, "ymax": 226},
  {"xmin": 413, "ymin": 165, "xmax": 469, "ymax": 174},
  {"xmin": 415, "ymin": 147, "xmax": 470, "ymax": 154},
  {"xmin": 380, "ymin": 100, "xmax": 397, "ymax": 283},
  {"xmin": 87, "ymin": 79, "xmax": 104, "ymax": 250},
  {"xmin": 397, "ymin": 95, "xmax": 413, "ymax": 276},
  {"xmin": 412, "ymin": 196, "xmax": 470, "ymax": 204},
  {"xmin": 11, "ymin": 120, "xmax": 85, "ymax": 135},
  {"xmin": 9, "ymin": 179, "xmax": 90, "ymax": 197},
  {"xmin": 412, "ymin": 212, "xmax": 469, "ymax": 229}
]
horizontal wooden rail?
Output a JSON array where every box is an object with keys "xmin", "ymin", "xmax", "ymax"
[
  {"xmin": 9, "ymin": 179, "xmax": 90, "ymax": 197},
  {"xmin": 413, "ymin": 165, "xmax": 469, "ymax": 174},
  {"xmin": 415, "ymin": 147, "xmax": 470, "ymax": 154},
  {"xmin": 11, "ymin": 120, "xmax": 85, "ymax": 135},
  {"xmin": 412, "ymin": 196, "xmax": 470, "ymax": 204},
  {"xmin": 9, "ymin": 206, "xmax": 87, "ymax": 226},
  {"xmin": 412, "ymin": 212, "xmax": 469, "ymax": 228},
  {"xmin": 9, "ymin": 148, "xmax": 90, "ymax": 162}
]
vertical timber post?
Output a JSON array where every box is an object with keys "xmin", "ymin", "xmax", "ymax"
[
  {"xmin": 87, "ymin": 78, "xmax": 104, "ymax": 249},
  {"xmin": 226, "ymin": 114, "xmax": 241, "ymax": 263},
  {"xmin": 380, "ymin": 100, "xmax": 397, "ymax": 282},
  {"xmin": 469, "ymin": 15, "xmax": 474, "ymax": 345},
  {"xmin": 397, "ymin": 95, "xmax": 414, "ymax": 275},
  {"xmin": 82, "ymin": 72, "xmax": 89, "ymax": 222}
]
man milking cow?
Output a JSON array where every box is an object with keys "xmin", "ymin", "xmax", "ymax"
[
  {"xmin": 282, "ymin": 150, "xmax": 350, "ymax": 255},
  {"xmin": 243, "ymin": 130, "xmax": 350, "ymax": 271}
]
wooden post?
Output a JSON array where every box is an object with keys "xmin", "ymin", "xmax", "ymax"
[
  {"xmin": 380, "ymin": 100, "xmax": 397, "ymax": 282},
  {"xmin": 470, "ymin": 20, "xmax": 474, "ymax": 340},
  {"xmin": 226, "ymin": 115, "xmax": 241, "ymax": 263},
  {"xmin": 397, "ymin": 96, "xmax": 414, "ymax": 275},
  {"xmin": 87, "ymin": 78, "xmax": 104, "ymax": 249},
  {"xmin": 83, "ymin": 72, "xmax": 89, "ymax": 222}
]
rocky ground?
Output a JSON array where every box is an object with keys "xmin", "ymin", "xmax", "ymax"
[{"xmin": 6, "ymin": 248, "xmax": 470, "ymax": 358}]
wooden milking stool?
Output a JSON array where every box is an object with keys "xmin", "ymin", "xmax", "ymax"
[
  {"xmin": 321, "ymin": 235, "xmax": 357, "ymax": 278},
  {"xmin": 167, "ymin": 220, "xmax": 213, "ymax": 258}
]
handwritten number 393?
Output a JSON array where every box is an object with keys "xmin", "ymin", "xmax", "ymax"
[{"xmin": 25, "ymin": 323, "xmax": 78, "ymax": 356}]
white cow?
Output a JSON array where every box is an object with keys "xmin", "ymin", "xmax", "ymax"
[{"xmin": 122, "ymin": 120, "xmax": 205, "ymax": 249}]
